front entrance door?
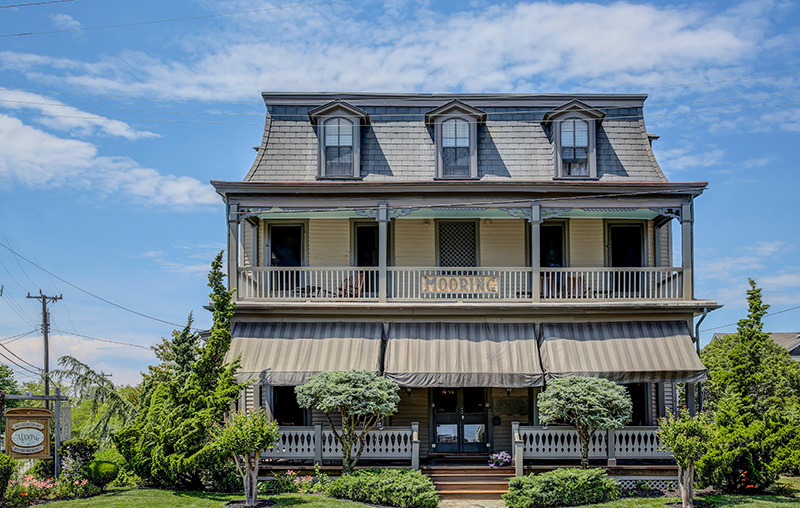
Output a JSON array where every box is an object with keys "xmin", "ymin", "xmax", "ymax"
[{"xmin": 432, "ymin": 388, "xmax": 489, "ymax": 453}]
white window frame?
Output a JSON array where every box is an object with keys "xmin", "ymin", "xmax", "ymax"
[
  {"xmin": 434, "ymin": 115, "xmax": 478, "ymax": 180},
  {"xmin": 554, "ymin": 113, "xmax": 597, "ymax": 180},
  {"xmin": 317, "ymin": 114, "xmax": 362, "ymax": 179}
]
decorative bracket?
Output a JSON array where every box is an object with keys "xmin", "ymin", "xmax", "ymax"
[
  {"xmin": 649, "ymin": 207, "xmax": 681, "ymax": 220},
  {"xmin": 541, "ymin": 208, "xmax": 570, "ymax": 219},
  {"xmin": 499, "ymin": 207, "xmax": 531, "ymax": 220}
]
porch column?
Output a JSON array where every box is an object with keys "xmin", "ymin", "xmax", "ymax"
[
  {"xmin": 512, "ymin": 421, "xmax": 524, "ymax": 477},
  {"xmin": 314, "ymin": 422, "xmax": 323, "ymax": 464},
  {"xmin": 606, "ymin": 429, "xmax": 616, "ymax": 467},
  {"xmin": 530, "ymin": 204, "xmax": 541, "ymax": 302},
  {"xmin": 411, "ymin": 422, "xmax": 420, "ymax": 471},
  {"xmin": 378, "ymin": 202, "xmax": 389, "ymax": 303},
  {"xmin": 680, "ymin": 202, "xmax": 694, "ymax": 300},
  {"xmin": 227, "ymin": 202, "xmax": 240, "ymax": 294}
]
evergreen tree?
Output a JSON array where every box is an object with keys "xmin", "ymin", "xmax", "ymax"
[
  {"xmin": 115, "ymin": 252, "xmax": 242, "ymax": 488},
  {"xmin": 698, "ymin": 279, "xmax": 800, "ymax": 492}
]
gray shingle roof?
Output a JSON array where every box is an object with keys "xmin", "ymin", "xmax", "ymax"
[{"xmin": 244, "ymin": 95, "xmax": 668, "ymax": 183}]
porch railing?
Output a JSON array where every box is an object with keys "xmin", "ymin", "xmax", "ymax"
[
  {"xmin": 263, "ymin": 422, "xmax": 420, "ymax": 469},
  {"xmin": 511, "ymin": 423, "xmax": 672, "ymax": 476},
  {"xmin": 237, "ymin": 266, "xmax": 684, "ymax": 302}
]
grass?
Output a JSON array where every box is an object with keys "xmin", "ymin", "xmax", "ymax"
[{"xmin": 42, "ymin": 488, "xmax": 376, "ymax": 508}]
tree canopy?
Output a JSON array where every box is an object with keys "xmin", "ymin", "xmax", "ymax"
[
  {"xmin": 538, "ymin": 376, "xmax": 632, "ymax": 469},
  {"xmin": 658, "ymin": 409, "xmax": 714, "ymax": 508},
  {"xmin": 296, "ymin": 370, "xmax": 400, "ymax": 474}
]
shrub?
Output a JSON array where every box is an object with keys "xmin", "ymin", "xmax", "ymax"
[
  {"xmin": 84, "ymin": 460, "xmax": 119, "ymax": 490},
  {"xmin": 30, "ymin": 458, "xmax": 54, "ymax": 479},
  {"xmin": 0, "ymin": 453, "xmax": 16, "ymax": 499},
  {"xmin": 201, "ymin": 458, "xmax": 241, "ymax": 493},
  {"xmin": 503, "ymin": 468, "xmax": 619, "ymax": 508},
  {"xmin": 94, "ymin": 448, "xmax": 142, "ymax": 487},
  {"xmin": 60, "ymin": 438, "xmax": 99, "ymax": 467},
  {"xmin": 324, "ymin": 468, "xmax": 438, "ymax": 508}
]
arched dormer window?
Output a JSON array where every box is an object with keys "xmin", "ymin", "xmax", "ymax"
[
  {"xmin": 543, "ymin": 99, "xmax": 605, "ymax": 180},
  {"xmin": 308, "ymin": 100, "xmax": 369, "ymax": 179},
  {"xmin": 441, "ymin": 118, "xmax": 470, "ymax": 176},
  {"xmin": 324, "ymin": 117, "xmax": 354, "ymax": 176},
  {"xmin": 426, "ymin": 100, "xmax": 486, "ymax": 180}
]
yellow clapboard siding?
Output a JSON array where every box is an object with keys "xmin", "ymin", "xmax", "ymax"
[
  {"xmin": 308, "ymin": 219, "xmax": 350, "ymax": 266},
  {"xmin": 569, "ymin": 219, "xmax": 604, "ymax": 267},
  {"xmin": 394, "ymin": 220, "xmax": 435, "ymax": 266},
  {"xmin": 391, "ymin": 389, "xmax": 430, "ymax": 457},
  {"xmin": 480, "ymin": 220, "xmax": 526, "ymax": 267}
]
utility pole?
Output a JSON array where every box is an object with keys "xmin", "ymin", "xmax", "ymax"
[{"xmin": 26, "ymin": 290, "xmax": 62, "ymax": 409}]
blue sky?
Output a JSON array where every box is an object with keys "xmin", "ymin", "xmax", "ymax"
[{"xmin": 0, "ymin": 0, "xmax": 798, "ymax": 386}]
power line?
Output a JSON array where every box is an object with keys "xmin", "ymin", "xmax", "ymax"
[
  {"xmin": 0, "ymin": 0, "xmax": 347, "ymax": 38},
  {"xmin": 58, "ymin": 330, "xmax": 152, "ymax": 351},
  {"xmin": 0, "ymin": 340, "xmax": 42, "ymax": 371},
  {"xmin": 0, "ymin": 329, "xmax": 39, "ymax": 343},
  {"xmin": 0, "ymin": 0, "xmax": 74, "ymax": 7},
  {"xmin": 700, "ymin": 304, "xmax": 800, "ymax": 333},
  {"xmin": 0, "ymin": 348, "xmax": 42, "ymax": 377},
  {"xmin": 0, "ymin": 241, "xmax": 188, "ymax": 329}
]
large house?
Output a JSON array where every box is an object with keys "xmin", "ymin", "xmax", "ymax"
[{"xmin": 213, "ymin": 93, "xmax": 718, "ymax": 475}]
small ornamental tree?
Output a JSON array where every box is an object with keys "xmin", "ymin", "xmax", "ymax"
[
  {"xmin": 210, "ymin": 409, "xmax": 280, "ymax": 507},
  {"xmin": 658, "ymin": 409, "xmax": 714, "ymax": 508},
  {"xmin": 296, "ymin": 370, "xmax": 400, "ymax": 474},
  {"xmin": 538, "ymin": 376, "xmax": 632, "ymax": 469}
]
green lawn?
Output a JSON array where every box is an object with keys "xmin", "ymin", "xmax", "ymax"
[{"xmin": 43, "ymin": 488, "xmax": 374, "ymax": 508}]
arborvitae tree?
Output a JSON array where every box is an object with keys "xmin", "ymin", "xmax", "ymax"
[
  {"xmin": 115, "ymin": 252, "xmax": 242, "ymax": 488},
  {"xmin": 698, "ymin": 279, "xmax": 800, "ymax": 492}
]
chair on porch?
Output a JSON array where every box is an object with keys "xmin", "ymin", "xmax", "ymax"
[{"xmin": 319, "ymin": 272, "xmax": 365, "ymax": 298}]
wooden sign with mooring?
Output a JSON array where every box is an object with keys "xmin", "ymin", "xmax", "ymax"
[
  {"xmin": 3, "ymin": 408, "xmax": 52, "ymax": 459},
  {"xmin": 421, "ymin": 275, "xmax": 498, "ymax": 294}
]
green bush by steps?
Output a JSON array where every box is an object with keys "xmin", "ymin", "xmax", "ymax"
[
  {"xmin": 0, "ymin": 453, "xmax": 16, "ymax": 500},
  {"xmin": 503, "ymin": 468, "xmax": 619, "ymax": 508},
  {"xmin": 324, "ymin": 469, "xmax": 438, "ymax": 508}
]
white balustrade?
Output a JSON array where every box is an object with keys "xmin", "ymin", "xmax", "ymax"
[
  {"xmin": 539, "ymin": 267, "xmax": 683, "ymax": 300},
  {"xmin": 517, "ymin": 426, "xmax": 671, "ymax": 461},
  {"xmin": 238, "ymin": 266, "xmax": 684, "ymax": 302},
  {"xmin": 263, "ymin": 425, "xmax": 416, "ymax": 462}
]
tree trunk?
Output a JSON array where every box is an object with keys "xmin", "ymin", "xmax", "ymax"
[
  {"xmin": 244, "ymin": 452, "xmax": 258, "ymax": 508},
  {"xmin": 678, "ymin": 464, "xmax": 695, "ymax": 508},
  {"xmin": 342, "ymin": 434, "xmax": 354, "ymax": 475},
  {"xmin": 578, "ymin": 430, "xmax": 591, "ymax": 469}
]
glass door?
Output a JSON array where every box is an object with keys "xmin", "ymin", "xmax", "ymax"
[{"xmin": 432, "ymin": 388, "xmax": 488, "ymax": 453}]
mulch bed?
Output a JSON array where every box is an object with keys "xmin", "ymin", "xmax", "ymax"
[{"xmin": 225, "ymin": 500, "xmax": 276, "ymax": 507}]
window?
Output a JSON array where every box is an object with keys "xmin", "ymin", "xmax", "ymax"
[
  {"xmin": 324, "ymin": 117, "xmax": 354, "ymax": 176},
  {"xmin": 426, "ymin": 100, "xmax": 485, "ymax": 179},
  {"xmin": 308, "ymin": 100, "xmax": 368, "ymax": 179},
  {"xmin": 543, "ymin": 99, "xmax": 604, "ymax": 180},
  {"xmin": 540, "ymin": 223, "xmax": 565, "ymax": 267},
  {"xmin": 272, "ymin": 386, "xmax": 307, "ymax": 426},
  {"xmin": 438, "ymin": 221, "xmax": 477, "ymax": 267},
  {"xmin": 560, "ymin": 119, "xmax": 589, "ymax": 176},
  {"xmin": 442, "ymin": 118, "xmax": 470, "ymax": 177}
]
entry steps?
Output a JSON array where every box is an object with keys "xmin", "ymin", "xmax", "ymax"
[{"xmin": 422, "ymin": 465, "xmax": 513, "ymax": 500}]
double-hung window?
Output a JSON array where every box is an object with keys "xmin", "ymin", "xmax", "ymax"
[
  {"xmin": 560, "ymin": 119, "xmax": 589, "ymax": 176},
  {"xmin": 308, "ymin": 100, "xmax": 369, "ymax": 179},
  {"xmin": 543, "ymin": 99, "xmax": 605, "ymax": 180},
  {"xmin": 441, "ymin": 118, "xmax": 471, "ymax": 177},
  {"xmin": 426, "ymin": 100, "xmax": 485, "ymax": 180},
  {"xmin": 324, "ymin": 117, "xmax": 354, "ymax": 176}
]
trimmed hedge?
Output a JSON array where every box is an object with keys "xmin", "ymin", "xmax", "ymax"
[
  {"xmin": 0, "ymin": 453, "xmax": 15, "ymax": 499},
  {"xmin": 325, "ymin": 469, "xmax": 438, "ymax": 508},
  {"xmin": 503, "ymin": 468, "xmax": 619, "ymax": 508},
  {"xmin": 84, "ymin": 460, "xmax": 119, "ymax": 490}
]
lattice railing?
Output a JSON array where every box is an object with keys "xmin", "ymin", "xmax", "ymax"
[
  {"xmin": 516, "ymin": 426, "xmax": 671, "ymax": 460},
  {"xmin": 614, "ymin": 427, "xmax": 671, "ymax": 459},
  {"xmin": 262, "ymin": 424, "xmax": 417, "ymax": 462}
]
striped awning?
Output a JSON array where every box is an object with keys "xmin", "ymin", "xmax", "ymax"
[
  {"xmin": 540, "ymin": 321, "xmax": 707, "ymax": 383},
  {"xmin": 226, "ymin": 322, "xmax": 383, "ymax": 385},
  {"xmin": 385, "ymin": 323, "xmax": 544, "ymax": 388}
]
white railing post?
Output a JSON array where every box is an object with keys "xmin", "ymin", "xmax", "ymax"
[
  {"xmin": 411, "ymin": 422, "xmax": 420, "ymax": 471},
  {"xmin": 607, "ymin": 428, "xmax": 617, "ymax": 466},
  {"xmin": 512, "ymin": 421, "xmax": 524, "ymax": 477},
  {"xmin": 314, "ymin": 422, "xmax": 323, "ymax": 464},
  {"xmin": 530, "ymin": 206, "xmax": 541, "ymax": 303}
]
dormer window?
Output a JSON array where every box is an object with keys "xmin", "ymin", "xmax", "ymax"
[
  {"xmin": 324, "ymin": 117, "xmax": 354, "ymax": 176},
  {"xmin": 426, "ymin": 100, "xmax": 486, "ymax": 180},
  {"xmin": 560, "ymin": 119, "xmax": 589, "ymax": 176},
  {"xmin": 442, "ymin": 118, "xmax": 470, "ymax": 177},
  {"xmin": 308, "ymin": 100, "xmax": 369, "ymax": 179},
  {"xmin": 543, "ymin": 100, "xmax": 605, "ymax": 180}
]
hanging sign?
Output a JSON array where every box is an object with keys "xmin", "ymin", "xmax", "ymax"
[
  {"xmin": 421, "ymin": 275, "xmax": 498, "ymax": 294},
  {"xmin": 3, "ymin": 408, "xmax": 52, "ymax": 459}
]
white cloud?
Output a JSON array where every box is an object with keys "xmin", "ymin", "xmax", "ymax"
[
  {"xmin": 0, "ymin": 1, "xmax": 767, "ymax": 99},
  {"xmin": 50, "ymin": 13, "xmax": 82, "ymax": 31},
  {"xmin": 0, "ymin": 89, "xmax": 158, "ymax": 140},
  {"xmin": 746, "ymin": 240, "xmax": 787, "ymax": 257},
  {"xmin": 0, "ymin": 115, "xmax": 219, "ymax": 207},
  {"xmin": 141, "ymin": 249, "xmax": 210, "ymax": 275},
  {"xmin": 654, "ymin": 146, "xmax": 725, "ymax": 173}
]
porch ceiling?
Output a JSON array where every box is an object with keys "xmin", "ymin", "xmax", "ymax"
[{"xmin": 253, "ymin": 206, "xmax": 660, "ymax": 220}]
